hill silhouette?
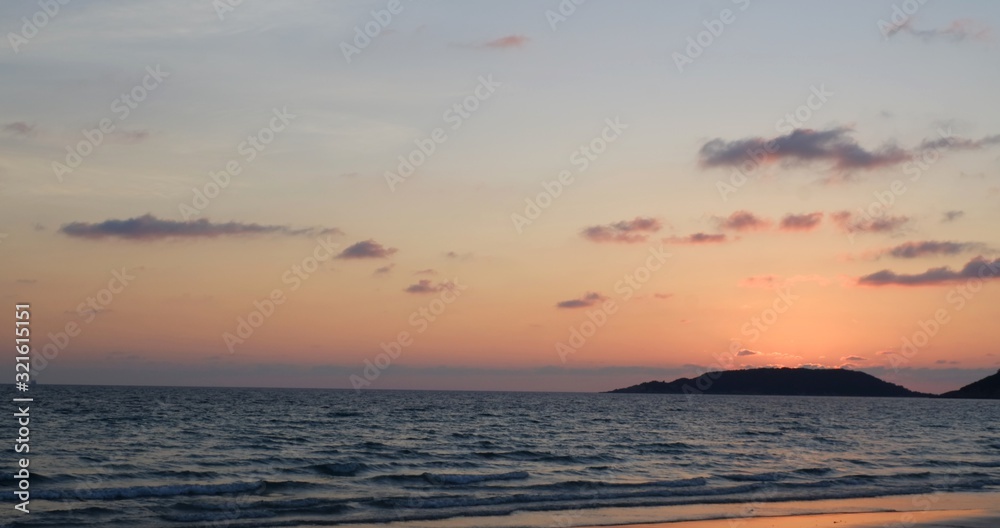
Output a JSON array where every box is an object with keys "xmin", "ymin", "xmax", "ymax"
[
  {"xmin": 607, "ymin": 367, "xmax": 928, "ymax": 397},
  {"xmin": 940, "ymin": 369, "xmax": 1000, "ymax": 400}
]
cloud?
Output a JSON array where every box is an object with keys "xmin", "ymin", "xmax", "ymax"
[
  {"xmin": 478, "ymin": 35, "xmax": 529, "ymax": 48},
  {"xmin": 59, "ymin": 214, "xmax": 341, "ymax": 240},
  {"xmin": 653, "ymin": 293, "xmax": 673, "ymax": 300},
  {"xmin": 113, "ymin": 129, "xmax": 150, "ymax": 144},
  {"xmin": 942, "ymin": 210, "xmax": 964, "ymax": 223},
  {"xmin": 779, "ymin": 212, "xmax": 823, "ymax": 232},
  {"xmin": 3, "ymin": 121, "xmax": 35, "ymax": 137},
  {"xmin": 556, "ymin": 292, "xmax": 607, "ymax": 309},
  {"xmin": 581, "ymin": 217, "xmax": 663, "ymax": 243},
  {"xmin": 414, "ymin": 268, "xmax": 438, "ymax": 275},
  {"xmin": 404, "ymin": 279, "xmax": 454, "ymax": 294},
  {"xmin": 737, "ymin": 349, "xmax": 760, "ymax": 357},
  {"xmin": 831, "ymin": 211, "xmax": 910, "ymax": 235},
  {"xmin": 887, "ymin": 19, "xmax": 991, "ymax": 43},
  {"xmin": 664, "ymin": 232, "xmax": 728, "ymax": 245},
  {"xmin": 715, "ymin": 211, "xmax": 770, "ymax": 232},
  {"xmin": 935, "ymin": 359, "xmax": 960, "ymax": 365},
  {"xmin": 445, "ymin": 251, "xmax": 473, "ymax": 260},
  {"xmin": 879, "ymin": 240, "xmax": 984, "ymax": 259},
  {"xmin": 858, "ymin": 256, "xmax": 1000, "ymax": 286},
  {"xmin": 842, "ymin": 356, "xmax": 867, "ymax": 362},
  {"xmin": 699, "ymin": 127, "xmax": 910, "ymax": 171},
  {"xmin": 699, "ymin": 127, "xmax": 1000, "ymax": 175},
  {"xmin": 337, "ymin": 240, "xmax": 397, "ymax": 259},
  {"xmin": 373, "ymin": 264, "xmax": 395, "ymax": 276},
  {"xmin": 739, "ymin": 274, "xmax": 831, "ymax": 289}
]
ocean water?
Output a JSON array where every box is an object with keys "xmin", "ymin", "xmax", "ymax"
[{"xmin": 4, "ymin": 386, "xmax": 1000, "ymax": 527}]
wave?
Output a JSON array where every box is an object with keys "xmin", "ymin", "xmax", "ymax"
[{"xmin": 34, "ymin": 480, "xmax": 265, "ymax": 501}]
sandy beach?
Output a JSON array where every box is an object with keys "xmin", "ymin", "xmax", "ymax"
[
  {"xmin": 613, "ymin": 510, "xmax": 1000, "ymax": 528},
  {"xmin": 580, "ymin": 492, "xmax": 1000, "ymax": 528}
]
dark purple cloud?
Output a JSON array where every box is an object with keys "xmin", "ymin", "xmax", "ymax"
[
  {"xmin": 699, "ymin": 127, "xmax": 1000, "ymax": 174},
  {"xmin": 337, "ymin": 240, "xmax": 397, "ymax": 259},
  {"xmin": 858, "ymin": 257, "xmax": 1000, "ymax": 286},
  {"xmin": 581, "ymin": 217, "xmax": 663, "ymax": 243},
  {"xmin": 60, "ymin": 214, "xmax": 341, "ymax": 240},
  {"xmin": 779, "ymin": 212, "xmax": 823, "ymax": 232},
  {"xmin": 716, "ymin": 211, "xmax": 770, "ymax": 232},
  {"xmin": 736, "ymin": 349, "xmax": 760, "ymax": 357},
  {"xmin": 881, "ymin": 241, "xmax": 984, "ymax": 259},
  {"xmin": 556, "ymin": 292, "xmax": 607, "ymax": 309},
  {"xmin": 699, "ymin": 127, "xmax": 910, "ymax": 171},
  {"xmin": 404, "ymin": 279, "xmax": 454, "ymax": 294}
]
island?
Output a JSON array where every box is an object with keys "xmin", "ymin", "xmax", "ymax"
[
  {"xmin": 606, "ymin": 367, "xmax": 929, "ymax": 397},
  {"xmin": 940, "ymin": 369, "xmax": 1000, "ymax": 399}
]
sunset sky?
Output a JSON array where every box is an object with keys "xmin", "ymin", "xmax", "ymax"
[{"xmin": 2, "ymin": 1, "xmax": 999, "ymax": 393}]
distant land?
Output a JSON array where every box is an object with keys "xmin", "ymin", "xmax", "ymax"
[
  {"xmin": 607, "ymin": 367, "xmax": 942, "ymax": 398},
  {"xmin": 940, "ymin": 369, "xmax": 1000, "ymax": 399}
]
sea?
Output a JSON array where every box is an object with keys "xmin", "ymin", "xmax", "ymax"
[{"xmin": 3, "ymin": 385, "xmax": 1000, "ymax": 527}]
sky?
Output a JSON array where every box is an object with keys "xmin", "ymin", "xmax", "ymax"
[{"xmin": 1, "ymin": 0, "xmax": 999, "ymax": 394}]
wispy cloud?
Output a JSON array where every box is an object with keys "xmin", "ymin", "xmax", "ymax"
[
  {"xmin": 664, "ymin": 233, "xmax": 728, "ymax": 245},
  {"xmin": 942, "ymin": 210, "xmax": 964, "ymax": 223},
  {"xmin": 858, "ymin": 257, "xmax": 1000, "ymax": 286},
  {"xmin": 739, "ymin": 274, "xmax": 831, "ymax": 289},
  {"xmin": 556, "ymin": 292, "xmax": 607, "ymax": 309},
  {"xmin": 581, "ymin": 217, "xmax": 662, "ymax": 243},
  {"xmin": 3, "ymin": 121, "xmax": 36, "ymax": 137},
  {"xmin": 59, "ymin": 214, "xmax": 341, "ymax": 241},
  {"xmin": 337, "ymin": 240, "xmax": 397, "ymax": 259},
  {"xmin": 887, "ymin": 19, "xmax": 991, "ymax": 43},
  {"xmin": 478, "ymin": 35, "xmax": 529, "ymax": 48},
  {"xmin": 831, "ymin": 211, "xmax": 910, "ymax": 235}
]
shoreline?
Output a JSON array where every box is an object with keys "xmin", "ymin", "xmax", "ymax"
[{"xmin": 354, "ymin": 491, "xmax": 1000, "ymax": 528}]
